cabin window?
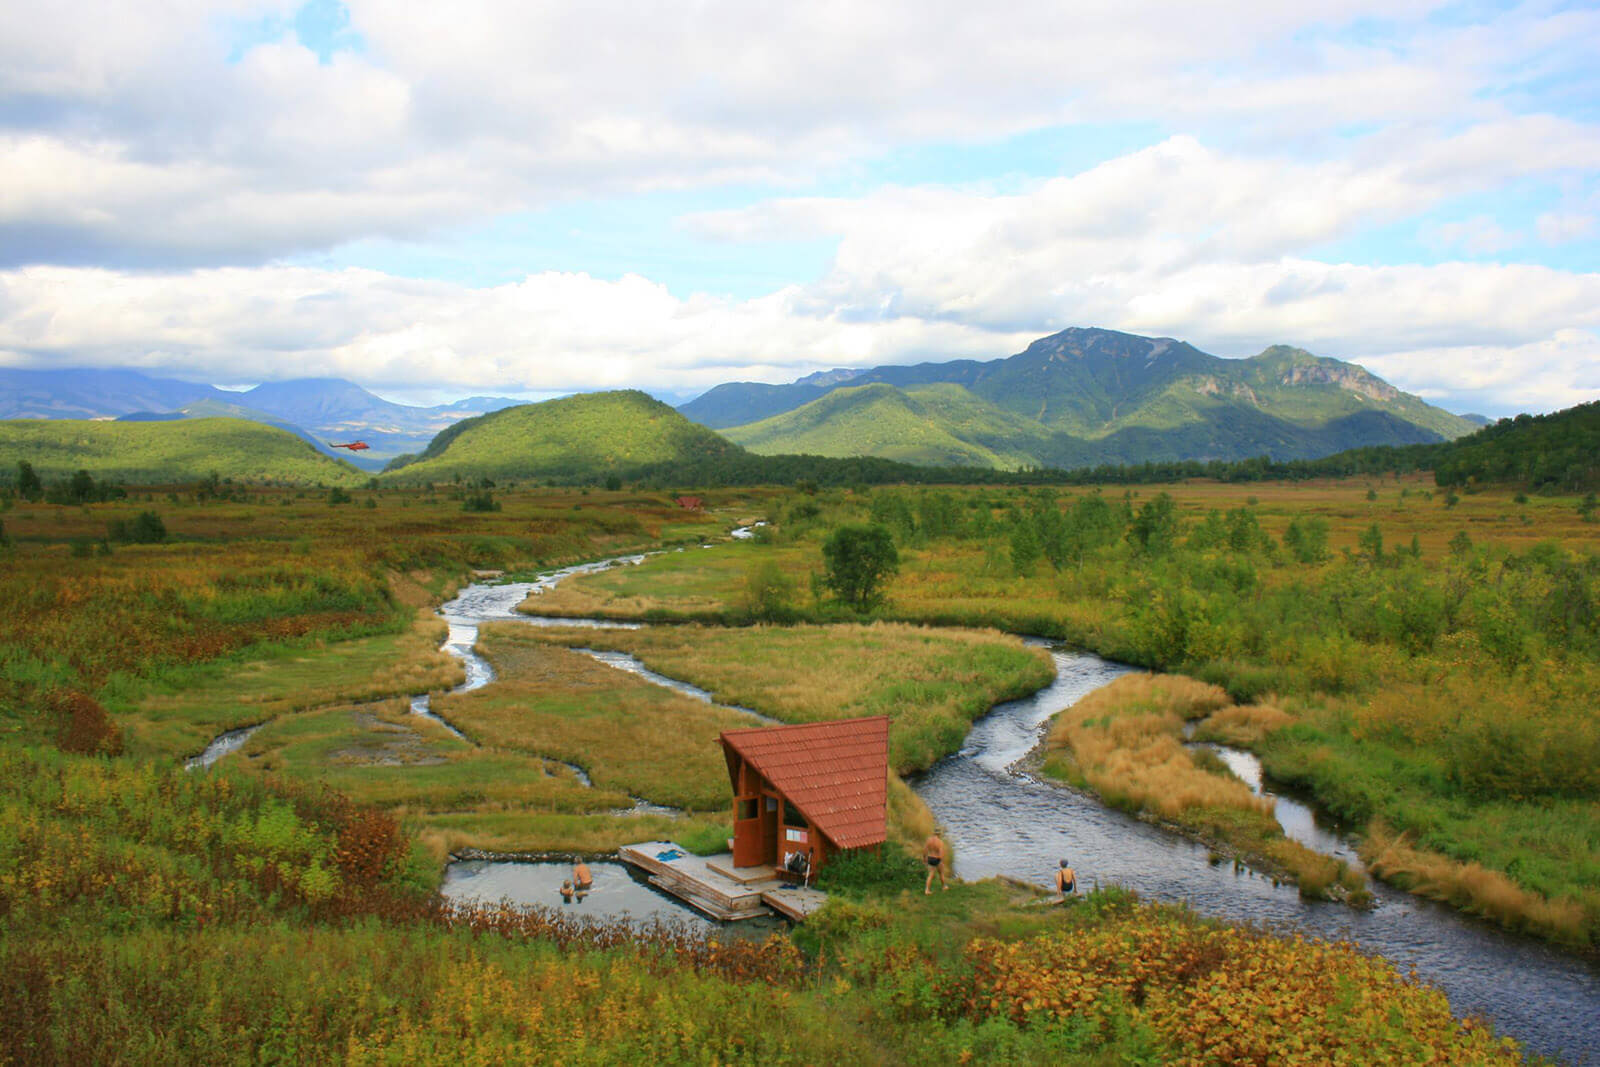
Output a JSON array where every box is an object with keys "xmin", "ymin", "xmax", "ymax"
[
  {"xmin": 765, "ymin": 796, "xmax": 778, "ymax": 812},
  {"xmin": 782, "ymin": 799, "xmax": 803, "ymax": 824},
  {"xmin": 737, "ymin": 798, "xmax": 758, "ymax": 821},
  {"xmin": 785, "ymin": 827, "xmax": 807, "ymax": 843}
]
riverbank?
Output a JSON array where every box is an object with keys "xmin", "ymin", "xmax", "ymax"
[{"xmin": 1029, "ymin": 671, "xmax": 1370, "ymax": 905}]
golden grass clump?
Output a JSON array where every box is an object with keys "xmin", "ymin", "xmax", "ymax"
[
  {"xmin": 1362, "ymin": 823, "xmax": 1589, "ymax": 945},
  {"xmin": 1044, "ymin": 673, "xmax": 1267, "ymax": 820},
  {"xmin": 1192, "ymin": 702, "xmax": 1295, "ymax": 747}
]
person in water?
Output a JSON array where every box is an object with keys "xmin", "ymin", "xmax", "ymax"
[
  {"xmin": 572, "ymin": 860, "xmax": 593, "ymax": 891},
  {"xmin": 923, "ymin": 834, "xmax": 949, "ymax": 894},
  {"xmin": 560, "ymin": 879, "xmax": 574, "ymax": 903},
  {"xmin": 1055, "ymin": 858, "xmax": 1077, "ymax": 900}
]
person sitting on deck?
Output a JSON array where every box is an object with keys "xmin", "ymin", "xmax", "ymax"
[
  {"xmin": 572, "ymin": 860, "xmax": 593, "ymax": 891},
  {"xmin": 923, "ymin": 834, "xmax": 949, "ymax": 894},
  {"xmin": 1055, "ymin": 858, "xmax": 1077, "ymax": 900}
]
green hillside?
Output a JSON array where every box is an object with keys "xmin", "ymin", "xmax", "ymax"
[
  {"xmin": 0, "ymin": 418, "xmax": 366, "ymax": 486},
  {"xmin": 725, "ymin": 383, "xmax": 1048, "ymax": 468},
  {"xmin": 1432, "ymin": 400, "xmax": 1600, "ymax": 491},
  {"xmin": 384, "ymin": 390, "xmax": 742, "ymax": 484},
  {"xmin": 693, "ymin": 328, "xmax": 1479, "ymax": 469}
]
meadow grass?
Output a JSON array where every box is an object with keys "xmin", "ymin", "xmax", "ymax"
[
  {"xmin": 436, "ymin": 625, "xmax": 767, "ymax": 811},
  {"xmin": 232, "ymin": 699, "xmax": 626, "ymax": 813},
  {"xmin": 535, "ymin": 621, "xmax": 1054, "ymax": 775},
  {"xmin": 121, "ymin": 612, "xmax": 465, "ymax": 758},
  {"xmin": 519, "ymin": 538, "xmax": 814, "ymax": 620}
]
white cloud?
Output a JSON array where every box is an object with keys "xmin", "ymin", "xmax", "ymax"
[
  {"xmin": 2, "ymin": 0, "xmax": 1596, "ymax": 266},
  {"xmin": 1424, "ymin": 215, "xmax": 1524, "ymax": 256},
  {"xmin": 1361, "ymin": 330, "xmax": 1600, "ymax": 415},
  {"xmin": 0, "ymin": 264, "xmax": 1036, "ymax": 395},
  {"xmin": 1536, "ymin": 211, "xmax": 1596, "ymax": 244}
]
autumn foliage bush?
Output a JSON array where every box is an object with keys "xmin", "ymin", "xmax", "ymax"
[{"xmin": 951, "ymin": 913, "xmax": 1523, "ymax": 1064}]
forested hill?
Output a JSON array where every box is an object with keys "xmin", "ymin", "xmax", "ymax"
[
  {"xmin": 1027, "ymin": 400, "xmax": 1600, "ymax": 490},
  {"xmin": 0, "ymin": 418, "xmax": 367, "ymax": 486},
  {"xmin": 684, "ymin": 328, "xmax": 1478, "ymax": 468},
  {"xmin": 381, "ymin": 390, "xmax": 741, "ymax": 484},
  {"xmin": 1430, "ymin": 401, "xmax": 1600, "ymax": 491}
]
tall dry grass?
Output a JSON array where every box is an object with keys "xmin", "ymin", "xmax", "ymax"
[
  {"xmin": 1043, "ymin": 673, "xmax": 1262, "ymax": 820},
  {"xmin": 1362, "ymin": 822, "xmax": 1590, "ymax": 945},
  {"xmin": 1192, "ymin": 702, "xmax": 1295, "ymax": 747},
  {"xmin": 1040, "ymin": 673, "xmax": 1370, "ymax": 900}
]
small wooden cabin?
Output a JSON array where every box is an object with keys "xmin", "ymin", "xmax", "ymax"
[{"xmin": 719, "ymin": 716, "xmax": 889, "ymax": 877}]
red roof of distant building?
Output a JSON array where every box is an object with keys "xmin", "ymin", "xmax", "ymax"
[{"xmin": 720, "ymin": 716, "xmax": 889, "ymax": 850}]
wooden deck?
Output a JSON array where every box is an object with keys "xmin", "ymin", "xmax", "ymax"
[{"xmin": 618, "ymin": 841, "xmax": 829, "ymax": 922}]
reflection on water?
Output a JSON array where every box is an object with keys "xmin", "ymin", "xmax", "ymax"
[
  {"xmin": 914, "ymin": 648, "xmax": 1600, "ymax": 1064},
  {"xmin": 440, "ymin": 859, "xmax": 786, "ymax": 939},
  {"xmin": 184, "ymin": 724, "xmax": 262, "ymax": 770},
  {"xmin": 1192, "ymin": 741, "xmax": 1360, "ymax": 868}
]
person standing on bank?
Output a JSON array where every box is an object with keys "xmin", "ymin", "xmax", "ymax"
[
  {"xmin": 924, "ymin": 834, "xmax": 949, "ymax": 894},
  {"xmin": 1055, "ymin": 858, "xmax": 1077, "ymax": 900}
]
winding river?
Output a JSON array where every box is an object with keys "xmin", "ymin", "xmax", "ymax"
[
  {"xmin": 914, "ymin": 646, "xmax": 1599, "ymax": 1062},
  {"xmin": 193, "ymin": 545, "xmax": 1600, "ymax": 1061}
]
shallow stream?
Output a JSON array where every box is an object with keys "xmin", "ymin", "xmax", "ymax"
[{"xmin": 914, "ymin": 646, "xmax": 1600, "ymax": 1063}]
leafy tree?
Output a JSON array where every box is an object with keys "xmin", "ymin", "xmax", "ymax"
[
  {"xmin": 917, "ymin": 492, "xmax": 963, "ymax": 540},
  {"xmin": 16, "ymin": 461, "xmax": 42, "ymax": 502},
  {"xmin": 1225, "ymin": 507, "xmax": 1268, "ymax": 553},
  {"xmin": 604, "ymin": 473, "xmax": 623, "ymax": 491},
  {"xmin": 130, "ymin": 511, "xmax": 167, "ymax": 543},
  {"xmin": 821, "ymin": 523, "xmax": 899, "ymax": 610},
  {"xmin": 869, "ymin": 491, "xmax": 917, "ymax": 543},
  {"xmin": 327, "ymin": 487, "xmax": 353, "ymax": 505},
  {"xmin": 1126, "ymin": 493, "xmax": 1179, "ymax": 556},
  {"xmin": 1187, "ymin": 509, "xmax": 1228, "ymax": 551},
  {"xmin": 1009, "ymin": 518, "xmax": 1043, "ymax": 576},
  {"xmin": 461, "ymin": 491, "xmax": 500, "ymax": 513},
  {"xmin": 1357, "ymin": 523, "xmax": 1384, "ymax": 564},
  {"xmin": 1281, "ymin": 517, "xmax": 1330, "ymax": 564},
  {"xmin": 67, "ymin": 469, "xmax": 96, "ymax": 504},
  {"xmin": 743, "ymin": 559, "xmax": 797, "ymax": 622}
]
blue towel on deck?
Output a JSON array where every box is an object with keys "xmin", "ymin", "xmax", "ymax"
[{"xmin": 656, "ymin": 848, "xmax": 684, "ymax": 862}]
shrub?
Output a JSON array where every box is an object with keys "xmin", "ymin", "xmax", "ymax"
[{"xmin": 52, "ymin": 691, "xmax": 125, "ymax": 756}]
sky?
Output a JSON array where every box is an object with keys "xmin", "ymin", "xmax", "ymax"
[{"xmin": 1, "ymin": 1, "xmax": 1597, "ymax": 418}]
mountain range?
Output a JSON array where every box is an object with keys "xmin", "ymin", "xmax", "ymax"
[
  {"xmin": 0, "ymin": 368, "xmax": 523, "ymax": 471},
  {"xmin": 4, "ymin": 327, "xmax": 1485, "ymax": 481},
  {"xmin": 681, "ymin": 328, "xmax": 1478, "ymax": 468}
]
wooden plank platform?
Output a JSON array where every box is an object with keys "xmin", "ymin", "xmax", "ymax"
[
  {"xmin": 760, "ymin": 886, "xmax": 828, "ymax": 921},
  {"xmin": 619, "ymin": 840, "xmax": 828, "ymax": 922}
]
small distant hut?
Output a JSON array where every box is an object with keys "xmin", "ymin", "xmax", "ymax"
[
  {"xmin": 719, "ymin": 716, "xmax": 889, "ymax": 877},
  {"xmin": 674, "ymin": 495, "xmax": 704, "ymax": 510}
]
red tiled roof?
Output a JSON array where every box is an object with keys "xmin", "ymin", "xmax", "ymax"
[{"xmin": 719, "ymin": 716, "xmax": 889, "ymax": 850}]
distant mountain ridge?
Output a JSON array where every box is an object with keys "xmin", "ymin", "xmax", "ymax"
[
  {"xmin": 0, "ymin": 367, "xmax": 524, "ymax": 468},
  {"xmin": 685, "ymin": 327, "xmax": 1478, "ymax": 468}
]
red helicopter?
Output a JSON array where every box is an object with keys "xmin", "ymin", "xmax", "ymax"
[{"xmin": 328, "ymin": 441, "xmax": 370, "ymax": 452}]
